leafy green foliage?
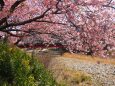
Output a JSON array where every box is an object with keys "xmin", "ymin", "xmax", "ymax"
[{"xmin": 0, "ymin": 42, "xmax": 57, "ymax": 86}]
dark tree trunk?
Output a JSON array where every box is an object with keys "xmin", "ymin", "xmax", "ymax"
[{"xmin": 0, "ymin": 0, "xmax": 4, "ymax": 11}]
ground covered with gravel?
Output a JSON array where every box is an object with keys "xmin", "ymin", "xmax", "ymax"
[
  {"xmin": 27, "ymin": 49, "xmax": 115, "ymax": 86},
  {"xmin": 52, "ymin": 57, "xmax": 115, "ymax": 86}
]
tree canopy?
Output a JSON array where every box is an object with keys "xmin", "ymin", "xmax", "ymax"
[{"xmin": 0, "ymin": 0, "xmax": 115, "ymax": 57}]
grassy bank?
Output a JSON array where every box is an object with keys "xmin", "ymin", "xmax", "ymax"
[
  {"xmin": 0, "ymin": 42, "xmax": 57, "ymax": 86},
  {"xmin": 63, "ymin": 53, "xmax": 115, "ymax": 65}
]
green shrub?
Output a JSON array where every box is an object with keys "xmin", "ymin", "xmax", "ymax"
[{"xmin": 0, "ymin": 42, "xmax": 57, "ymax": 86}]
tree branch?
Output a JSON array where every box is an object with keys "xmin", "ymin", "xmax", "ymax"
[
  {"xmin": 0, "ymin": 0, "xmax": 26, "ymax": 26},
  {"xmin": 35, "ymin": 20, "xmax": 67, "ymax": 25},
  {"xmin": 10, "ymin": 0, "xmax": 26, "ymax": 13},
  {"xmin": 103, "ymin": 0, "xmax": 115, "ymax": 9},
  {"xmin": 103, "ymin": 5, "xmax": 115, "ymax": 9},
  {"xmin": 0, "ymin": 8, "xmax": 51, "ymax": 30}
]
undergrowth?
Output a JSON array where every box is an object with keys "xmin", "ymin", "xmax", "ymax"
[{"xmin": 0, "ymin": 42, "xmax": 57, "ymax": 86}]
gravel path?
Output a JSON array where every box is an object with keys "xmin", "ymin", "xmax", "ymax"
[
  {"xmin": 52, "ymin": 57, "xmax": 115, "ymax": 86},
  {"xmin": 27, "ymin": 49, "xmax": 115, "ymax": 86}
]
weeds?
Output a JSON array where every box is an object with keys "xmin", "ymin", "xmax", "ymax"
[{"xmin": 0, "ymin": 42, "xmax": 57, "ymax": 86}]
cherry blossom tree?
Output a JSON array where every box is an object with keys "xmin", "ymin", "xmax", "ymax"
[{"xmin": 0, "ymin": 0, "xmax": 115, "ymax": 57}]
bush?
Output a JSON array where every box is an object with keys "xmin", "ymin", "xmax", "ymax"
[{"xmin": 0, "ymin": 42, "xmax": 57, "ymax": 86}]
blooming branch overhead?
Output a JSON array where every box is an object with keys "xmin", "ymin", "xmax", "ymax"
[{"xmin": 0, "ymin": 0, "xmax": 115, "ymax": 57}]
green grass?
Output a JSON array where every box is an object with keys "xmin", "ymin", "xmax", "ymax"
[{"xmin": 0, "ymin": 42, "xmax": 57, "ymax": 86}]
